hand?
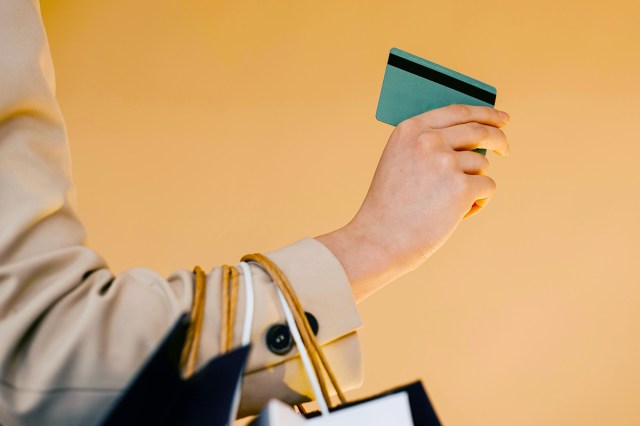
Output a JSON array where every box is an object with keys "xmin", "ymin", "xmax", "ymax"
[{"xmin": 316, "ymin": 104, "xmax": 510, "ymax": 301}]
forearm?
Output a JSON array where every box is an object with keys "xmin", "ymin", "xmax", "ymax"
[{"xmin": 316, "ymin": 223, "xmax": 402, "ymax": 302}]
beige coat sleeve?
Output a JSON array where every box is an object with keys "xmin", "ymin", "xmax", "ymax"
[{"xmin": 0, "ymin": 1, "xmax": 363, "ymax": 425}]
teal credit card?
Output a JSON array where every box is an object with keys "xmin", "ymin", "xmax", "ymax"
[{"xmin": 376, "ymin": 48, "xmax": 497, "ymax": 154}]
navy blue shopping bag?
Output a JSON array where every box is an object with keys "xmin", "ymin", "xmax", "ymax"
[{"xmin": 98, "ymin": 314, "xmax": 250, "ymax": 426}]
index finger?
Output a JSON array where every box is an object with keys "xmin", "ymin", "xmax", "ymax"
[{"xmin": 412, "ymin": 104, "xmax": 510, "ymax": 130}]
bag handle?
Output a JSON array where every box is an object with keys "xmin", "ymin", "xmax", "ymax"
[
  {"xmin": 180, "ymin": 265, "xmax": 208, "ymax": 377},
  {"xmin": 241, "ymin": 253, "xmax": 347, "ymax": 414},
  {"xmin": 180, "ymin": 261, "xmax": 254, "ymax": 378},
  {"xmin": 277, "ymin": 287, "xmax": 331, "ymax": 415},
  {"xmin": 238, "ymin": 262, "xmax": 256, "ymax": 346},
  {"xmin": 180, "ymin": 255, "xmax": 346, "ymax": 417},
  {"xmin": 180, "ymin": 263, "xmax": 255, "ymax": 424},
  {"xmin": 226, "ymin": 262, "xmax": 256, "ymax": 424}
]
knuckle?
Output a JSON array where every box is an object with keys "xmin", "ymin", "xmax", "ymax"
[
  {"xmin": 417, "ymin": 130, "xmax": 442, "ymax": 151},
  {"xmin": 469, "ymin": 123, "xmax": 489, "ymax": 141},
  {"xmin": 448, "ymin": 104, "xmax": 471, "ymax": 118},
  {"xmin": 417, "ymin": 130, "xmax": 441, "ymax": 144},
  {"xmin": 438, "ymin": 151, "xmax": 458, "ymax": 169},
  {"xmin": 397, "ymin": 118, "xmax": 417, "ymax": 134}
]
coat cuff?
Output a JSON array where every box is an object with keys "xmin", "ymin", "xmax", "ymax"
[{"xmin": 196, "ymin": 238, "xmax": 364, "ymax": 415}]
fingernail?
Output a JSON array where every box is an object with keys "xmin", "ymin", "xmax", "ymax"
[{"xmin": 499, "ymin": 111, "xmax": 510, "ymax": 123}]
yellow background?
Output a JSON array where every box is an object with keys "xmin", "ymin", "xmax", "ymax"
[{"xmin": 41, "ymin": 1, "xmax": 639, "ymax": 424}]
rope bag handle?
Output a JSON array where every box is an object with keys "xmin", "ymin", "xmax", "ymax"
[{"xmin": 241, "ymin": 253, "xmax": 347, "ymax": 414}]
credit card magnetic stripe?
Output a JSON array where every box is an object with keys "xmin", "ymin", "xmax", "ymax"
[{"xmin": 387, "ymin": 53, "xmax": 496, "ymax": 105}]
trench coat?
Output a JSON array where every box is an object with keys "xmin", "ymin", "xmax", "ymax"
[{"xmin": 0, "ymin": 1, "xmax": 363, "ymax": 424}]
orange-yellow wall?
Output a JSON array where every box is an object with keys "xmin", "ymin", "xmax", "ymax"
[{"xmin": 41, "ymin": 1, "xmax": 640, "ymax": 424}]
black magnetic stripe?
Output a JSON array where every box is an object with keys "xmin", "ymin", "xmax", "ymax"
[{"xmin": 388, "ymin": 53, "xmax": 496, "ymax": 105}]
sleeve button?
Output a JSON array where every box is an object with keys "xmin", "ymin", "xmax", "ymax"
[
  {"xmin": 305, "ymin": 312, "xmax": 319, "ymax": 336},
  {"xmin": 266, "ymin": 324, "xmax": 293, "ymax": 355}
]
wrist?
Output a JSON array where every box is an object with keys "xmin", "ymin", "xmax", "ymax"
[{"xmin": 315, "ymin": 221, "xmax": 401, "ymax": 302}]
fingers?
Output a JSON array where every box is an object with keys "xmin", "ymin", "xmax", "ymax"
[
  {"xmin": 411, "ymin": 104, "xmax": 510, "ymax": 130},
  {"xmin": 456, "ymin": 151, "xmax": 490, "ymax": 175},
  {"xmin": 463, "ymin": 175, "xmax": 496, "ymax": 218},
  {"xmin": 440, "ymin": 122, "xmax": 509, "ymax": 156},
  {"xmin": 469, "ymin": 174, "xmax": 496, "ymax": 199},
  {"xmin": 464, "ymin": 199, "xmax": 489, "ymax": 218},
  {"xmin": 394, "ymin": 104, "xmax": 507, "ymax": 220}
]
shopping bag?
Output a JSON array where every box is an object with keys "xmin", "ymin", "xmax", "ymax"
[
  {"xmin": 248, "ymin": 269, "xmax": 442, "ymax": 426},
  {"xmin": 253, "ymin": 381, "xmax": 440, "ymax": 426},
  {"xmin": 255, "ymin": 393, "xmax": 411, "ymax": 426},
  {"xmin": 98, "ymin": 314, "xmax": 250, "ymax": 426}
]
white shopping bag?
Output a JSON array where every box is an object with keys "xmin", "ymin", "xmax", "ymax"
[
  {"xmin": 251, "ymin": 290, "xmax": 441, "ymax": 425},
  {"xmin": 254, "ymin": 392, "xmax": 414, "ymax": 426}
]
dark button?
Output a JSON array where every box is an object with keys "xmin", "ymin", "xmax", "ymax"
[
  {"xmin": 266, "ymin": 324, "xmax": 293, "ymax": 355},
  {"xmin": 305, "ymin": 312, "xmax": 319, "ymax": 336},
  {"xmin": 265, "ymin": 314, "xmax": 319, "ymax": 356}
]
